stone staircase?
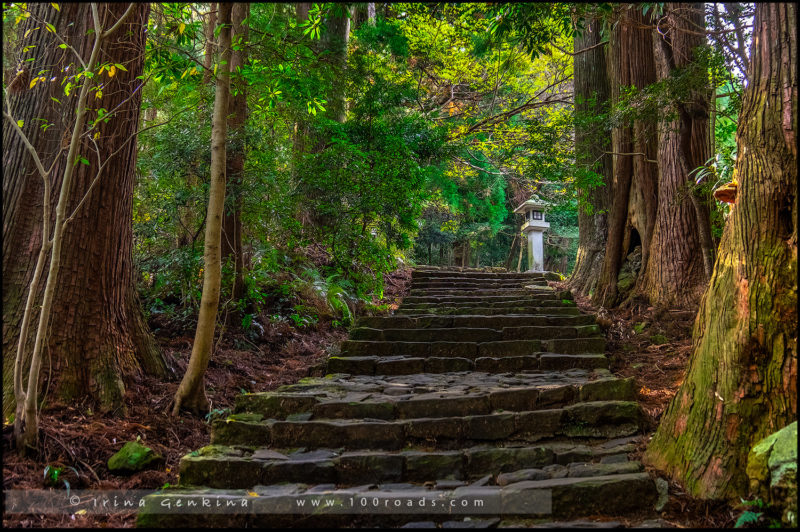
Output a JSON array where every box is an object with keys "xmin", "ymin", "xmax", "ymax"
[{"xmin": 137, "ymin": 268, "xmax": 659, "ymax": 528}]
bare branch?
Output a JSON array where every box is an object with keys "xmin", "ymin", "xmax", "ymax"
[{"xmin": 102, "ymin": 3, "xmax": 137, "ymax": 39}]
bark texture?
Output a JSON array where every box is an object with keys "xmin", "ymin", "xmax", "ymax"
[
  {"xmin": 640, "ymin": 3, "xmax": 712, "ymax": 308},
  {"xmin": 3, "ymin": 3, "xmax": 167, "ymax": 417},
  {"xmin": 323, "ymin": 5, "xmax": 352, "ymax": 123},
  {"xmin": 644, "ymin": 2, "xmax": 797, "ymax": 499},
  {"xmin": 173, "ymin": 2, "xmax": 233, "ymax": 416},
  {"xmin": 221, "ymin": 2, "xmax": 248, "ymax": 304},
  {"xmin": 568, "ymin": 15, "xmax": 612, "ymax": 297},
  {"xmin": 593, "ymin": 6, "xmax": 656, "ymax": 307}
]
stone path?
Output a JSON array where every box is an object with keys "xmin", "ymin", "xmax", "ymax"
[{"xmin": 138, "ymin": 268, "xmax": 660, "ymax": 527}]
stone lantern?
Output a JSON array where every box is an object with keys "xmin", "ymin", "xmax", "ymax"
[{"xmin": 513, "ymin": 198, "xmax": 550, "ymax": 272}]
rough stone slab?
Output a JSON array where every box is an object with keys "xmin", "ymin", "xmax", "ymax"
[
  {"xmin": 503, "ymin": 473, "xmax": 658, "ymax": 517},
  {"xmin": 544, "ymin": 338, "xmax": 606, "ymax": 354},
  {"xmin": 326, "ymin": 356, "xmax": 376, "ymax": 375},
  {"xmin": 424, "ymin": 357, "xmax": 474, "ymax": 373},
  {"xmin": 539, "ymin": 354, "xmax": 608, "ymax": 371},
  {"xmin": 396, "ymin": 395, "xmax": 490, "ymax": 419},
  {"xmin": 376, "ymin": 357, "xmax": 426, "ymax": 375},
  {"xmin": 235, "ymin": 392, "xmax": 320, "ymax": 417},
  {"xmin": 404, "ymin": 450, "xmax": 465, "ymax": 481}
]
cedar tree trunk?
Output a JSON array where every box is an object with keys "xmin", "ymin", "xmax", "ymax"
[{"xmin": 644, "ymin": 2, "xmax": 797, "ymax": 499}]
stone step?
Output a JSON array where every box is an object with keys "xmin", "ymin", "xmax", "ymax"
[
  {"xmin": 338, "ymin": 338, "xmax": 605, "ymax": 358},
  {"xmin": 349, "ymin": 325, "xmax": 602, "ymax": 343},
  {"xmin": 138, "ymin": 471, "xmax": 656, "ymax": 527},
  {"xmin": 177, "ymin": 441, "xmax": 642, "ymax": 489},
  {"xmin": 326, "ymin": 353, "xmax": 609, "ymax": 375},
  {"xmin": 402, "ymin": 295, "xmax": 576, "ymax": 305},
  {"xmin": 410, "ymin": 281, "xmax": 550, "ymax": 290},
  {"xmin": 235, "ymin": 375, "xmax": 636, "ymax": 420},
  {"xmin": 411, "ymin": 271, "xmax": 556, "ymax": 280},
  {"xmin": 408, "ymin": 289, "xmax": 561, "ymax": 298},
  {"xmin": 396, "ymin": 306, "xmax": 582, "ymax": 316},
  {"xmin": 355, "ymin": 314, "xmax": 597, "ymax": 330},
  {"xmin": 211, "ymin": 401, "xmax": 643, "ymax": 449}
]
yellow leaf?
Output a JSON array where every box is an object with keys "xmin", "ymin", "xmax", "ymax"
[
  {"xmin": 93, "ymin": 132, "xmax": 99, "ymax": 139},
  {"xmin": 179, "ymin": 22, "xmax": 186, "ymax": 34},
  {"xmin": 51, "ymin": 3, "xmax": 60, "ymax": 12},
  {"xmin": 247, "ymin": 491, "xmax": 259, "ymax": 497},
  {"xmin": 95, "ymin": 90, "xmax": 102, "ymax": 99},
  {"xmin": 29, "ymin": 78, "xmax": 38, "ymax": 89},
  {"xmin": 74, "ymin": 509, "xmax": 86, "ymax": 516}
]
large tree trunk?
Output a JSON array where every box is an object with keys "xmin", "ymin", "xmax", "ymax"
[
  {"xmin": 568, "ymin": 15, "xmax": 612, "ymax": 297},
  {"xmin": 2, "ymin": 3, "xmax": 167, "ymax": 418},
  {"xmin": 640, "ymin": 3, "xmax": 711, "ymax": 308},
  {"xmin": 221, "ymin": 3, "xmax": 248, "ymax": 304},
  {"xmin": 173, "ymin": 3, "xmax": 233, "ymax": 416},
  {"xmin": 644, "ymin": 2, "xmax": 797, "ymax": 499},
  {"xmin": 593, "ymin": 6, "xmax": 655, "ymax": 307}
]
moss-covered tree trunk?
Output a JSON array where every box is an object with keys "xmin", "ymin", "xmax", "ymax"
[
  {"xmin": 640, "ymin": 3, "xmax": 711, "ymax": 308},
  {"xmin": 173, "ymin": 2, "xmax": 233, "ymax": 416},
  {"xmin": 2, "ymin": 3, "xmax": 167, "ymax": 418},
  {"xmin": 568, "ymin": 14, "xmax": 612, "ymax": 297},
  {"xmin": 644, "ymin": 2, "xmax": 797, "ymax": 499}
]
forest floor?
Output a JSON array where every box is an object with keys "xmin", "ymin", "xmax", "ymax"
[{"xmin": 4, "ymin": 270, "xmax": 737, "ymax": 528}]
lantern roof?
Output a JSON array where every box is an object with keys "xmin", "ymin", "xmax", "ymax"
[{"xmin": 513, "ymin": 196, "xmax": 549, "ymax": 214}]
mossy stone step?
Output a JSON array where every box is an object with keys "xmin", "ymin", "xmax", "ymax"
[
  {"xmin": 178, "ymin": 441, "xmax": 642, "ymax": 489},
  {"xmin": 235, "ymin": 377, "xmax": 636, "ymax": 420},
  {"xmin": 411, "ymin": 271, "xmax": 553, "ymax": 280},
  {"xmin": 339, "ymin": 338, "xmax": 605, "ymax": 358},
  {"xmin": 349, "ymin": 325, "xmax": 601, "ymax": 343},
  {"xmin": 402, "ymin": 296, "xmax": 575, "ymax": 306},
  {"xmin": 212, "ymin": 401, "xmax": 642, "ymax": 449},
  {"xmin": 410, "ymin": 282, "xmax": 546, "ymax": 290},
  {"xmin": 339, "ymin": 340, "xmax": 544, "ymax": 359},
  {"xmin": 137, "ymin": 472, "xmax": 654, "ymax": 527},
  {"xmin": 408, "ymin": 289, "xmax": 560, "ymax": 297},
  {"xmin": 397, "ymin": 306, "xmax": 582, "ymax": 316},
  {"xmin": 327, "ymin": 353, "xmax": 608, "ymax": 375},
  {"xmin": 355, "ymin": 314, "xmax": 596, "ymax": 330}
]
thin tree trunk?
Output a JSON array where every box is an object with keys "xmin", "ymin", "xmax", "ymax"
[
  {"xmin": 505, "ymin": 233, "xmax": 519, "ymax": 271},
  {"xmin": 296, "ymin": 2, "xmax": 310, "ymax": 23},
  {"xmin": 644, "ymin": 3, "xmax": 797, "ymax": 498},
  {"xmin": 3, "ymin": 3, "xmax": 166, "ymax": 423},
  {"xmin": 173, "ymin": 2, "xmax": 233, "ymax": 416},
  {"xmin": 593, "ymin": 6, "xmax": 638, "ymax": 307},
  {"xmin": 202, "ymin": 3, "xmax": 217, "ymax": 85},
  {"xmin": 323, "ymin": 6, "xmax": 351, "ymax": 123},
  {"xmin": 221, "ymin": 3, "xmax": 248, "ymax": 304},
  {"xmin": 568, "ymin": 14, "xmax": 612, "ymax": 297}
]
